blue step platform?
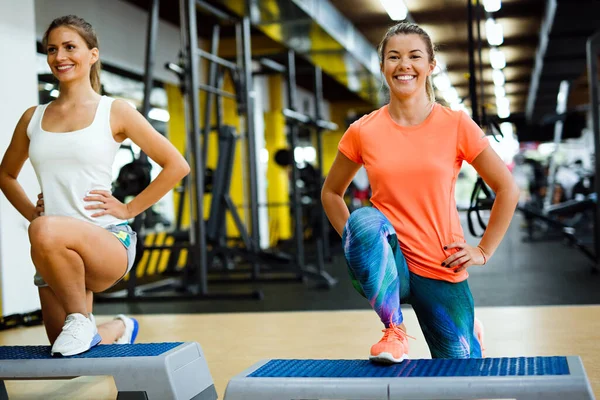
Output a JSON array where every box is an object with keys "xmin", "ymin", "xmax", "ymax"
[
  {"xmin": 0, "ymin": 342, "xmax": 217, "ymax": 400},
  {"xmin": 224, "ymin": 356, "xmax": 595, "ymax": 400}
]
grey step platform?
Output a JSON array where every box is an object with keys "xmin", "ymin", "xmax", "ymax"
[
  {"xmin": 0, "ymin": 341, "xmax": 217, "ymax": 400},
  {"xmin": 224, "ymin": 356, "xmax": 595, "ymax": 400}
]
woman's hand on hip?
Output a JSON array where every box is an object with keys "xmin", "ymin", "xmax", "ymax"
[
  {"xmin": 32, "ymin": 192, "xmax": 44, "ymax": 221},
  {"xmin": 84, "ymin": 190, "xmax": 131, "ymax": 220},
  {"xmin": 441, "ymin": 242, "xmax": 487, "ymax": 273}
]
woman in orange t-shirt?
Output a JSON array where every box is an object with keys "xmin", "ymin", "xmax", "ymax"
[{"xmin": 322, "ymin": 22, "xmax": 520, "ymax": 363}]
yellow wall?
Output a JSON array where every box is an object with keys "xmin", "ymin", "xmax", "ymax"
[
  {"xmin": 164, "ymin": 83, "xmax": 190, "ymax": 227},
  {"xmin": 322, "ymin": 102, "xmax": 373, "ymax": 175},
  {"xmin": 265, "ymin": 75, "xmax": 292, "ymax": 244}
]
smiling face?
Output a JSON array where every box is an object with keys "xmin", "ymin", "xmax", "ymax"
[
  {"xmin": 46, "ymin": 26, "xmax": 98, "ymax": 88},
  {"xmin": 381, "ymin": 34, "xmax": 436, "ymax": 101}
]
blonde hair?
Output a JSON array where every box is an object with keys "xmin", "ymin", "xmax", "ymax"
[
  {"xmin": 378, "ymin": 22, "xmax": 436, "ymax": 103},
  {"xmin": 42, "ymin": 15, "xmax": 101, "ymax": 93}
]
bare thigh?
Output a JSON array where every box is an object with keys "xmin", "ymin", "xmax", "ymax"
[
  {"xmin": 29, "ymin": 216, "xmax": 128, "ymax": 292},
  {"xmin": 39, "ymin": 287, "xmax": 93, "ymax": 344}
]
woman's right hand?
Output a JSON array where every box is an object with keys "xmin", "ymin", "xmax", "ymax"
[{"xmin": 32, "ymin": 193, "xmax": 44, "ymax": 221}]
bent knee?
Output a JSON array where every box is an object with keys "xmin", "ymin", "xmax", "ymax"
[
  {"xmin": 345, "ymin": 207, "xmax": 394, "ymax": 238},
  {"xmin": 29, "ymin": 216, "xmax": 62, "ymax": 251}
]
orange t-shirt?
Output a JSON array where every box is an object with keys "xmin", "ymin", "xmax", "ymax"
[{"xmin": 338, "ymin": 103, "xmax": 489, "ymax": 283}]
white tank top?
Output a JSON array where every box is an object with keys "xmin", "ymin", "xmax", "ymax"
[{"xmin": 27, "ymin": 96, "xmax": 126, "ymax": 227}]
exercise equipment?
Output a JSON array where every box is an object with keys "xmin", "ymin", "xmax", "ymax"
[
  {"xmin": 0, "ymin": 342, "xmax": 216, "ymax": 400},
  {"xmin": 224, "ymin": 357, "xmax": 594, "ymax": 400},
  {"xmin": 587, "ymin": 30, "xmax": 600, "ymax": 272},
  {"xmin": 97, "ymin": 0, "xmax": 264, "ymax": 301},
  {"xmin": 0, "ymin": 310, "xmax": 43, "ymax": 331}
]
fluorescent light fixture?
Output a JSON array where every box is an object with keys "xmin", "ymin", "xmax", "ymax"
[
  {"xmin": 496, "ymin": 96, "xmax": 509, "ymax": 110},
  {"xmin": 497, "ymin": 107, "xmax": 510, "ymax": 118},
  {"xmin": 148, "ymin": 108, "xmax": 170, "ymax": 122},
  {"xmin": 485, "ymin": 18, "xmax": 504, "ymax": 46},
  {"xmin": 493, "ymin": 69, "xmax": 505, "ymax": 87},
  {"xmin": 489, "ymin": 47, "xmax": 506, "ymax": 69},
  {"xmin": 483, "ymin": 0, "xmax": 501, "ymax": 13},
  {"xmin": 433, "ymin": 74, "xmax": 452, "ymax": 91},
  {"xmin": 497, "ymin": 96, "xmax": 510, "ymax": 119},
  {"xmin": 379, "ymin": 0, "xmax": 408, "ymax": 20},
  {"xmin": 494, "ymin": 86, "xmax": 506, "ymax": 98}
]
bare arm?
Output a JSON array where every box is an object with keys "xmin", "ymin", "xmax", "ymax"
[
  {"xmin": 0, "ymin": 107, "xmax": 38, "ymax": 222},
  {"xmin": 106, "ymin": 100, "xmax": 190, "ymax": 219},
  {"xmin": 471, "ymin": 146, "xmax": 520, "ymax": 258},
  {"xmin": 321, "ymin": 151, "xmax": 362, "ymax": 236}
]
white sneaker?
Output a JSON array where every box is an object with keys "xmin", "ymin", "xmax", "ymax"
[
  {"xmin": 51, "ymin": 313, "xmax": 101, "ymax": 356},
  {"xmin": 113, "ymin": 314, "xmax": 139, "ymax": 344}
]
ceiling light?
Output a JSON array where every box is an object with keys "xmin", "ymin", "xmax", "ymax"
[
  {"xmin": 497, "ymin": 107, "xmax": 510, "ymax": 118},
  {"xmin": 493, "ymin": 69, "xmax": 505, "ymax": 87},
  {"xmin": 494, "ymin": 86, "xmax": 506, "ymax": 98},
  {"xmin": 485, "ymin": 18, "xmax": 504, "ymax": 46},
  {"xmin": 379, "ymin": 0, "xmax": 408, "ymax": 21},
  {"xmin": 483, "ymin": 0, "xmax": 502, "ymax": 13},
  {"xmin": 489, "ymin": 47, "xmax": 506, "ymax": 70},
  {"xmin": 496, "ymin": 96, "xmax": 509, "ymax": 110},
  {"xmin": 497, "ymin": 96, "xmax": 510, "ymax": 119}
]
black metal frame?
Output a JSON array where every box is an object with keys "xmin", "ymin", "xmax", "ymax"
[
  {"xmin": 467, "ymin": 0, "xmax": 480, "ymax": 125},
  {"xmin": 283, "ymin": 51, "xmax": 338, "ymax": 288},
  {"xmin": 587, "ymin": 30, "xmax": 600, "ymax": 272}
]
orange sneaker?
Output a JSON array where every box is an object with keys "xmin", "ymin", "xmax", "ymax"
[
  {"xmin": 369, "ymin": 321, "xmax": 413, "ymax": 364},
  {"xmin": 474, "ymin": 317, "xmax": 486, "ymax": 358}
]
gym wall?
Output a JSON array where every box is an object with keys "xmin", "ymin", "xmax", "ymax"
[{"xmin": 0, "ymin": 0, "xmax": 41, "ymax": 315}]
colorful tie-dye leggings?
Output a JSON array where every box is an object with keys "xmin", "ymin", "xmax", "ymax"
[{"xmin": 342, "ymin": 207, "xmax": 482, "ymax": 359}]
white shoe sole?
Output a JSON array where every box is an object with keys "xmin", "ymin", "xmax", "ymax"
[
  {"xmin": 369, "ymin": 352, "xmax": 408, "ymax": 364},
  {"xmin": 51, "ymin": 333, "xmax": 102, "ymax": 357}
]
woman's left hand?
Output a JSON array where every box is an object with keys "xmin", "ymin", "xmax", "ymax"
[
  {"xmin": 84, "ymin": 190, "xmax": 131, "ymax": 219},
  {"xmin": 442, "ymin": 242, "xmax": 486, "ymax": 273}
]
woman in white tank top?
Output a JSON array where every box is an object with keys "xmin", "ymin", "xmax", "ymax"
[{"xmin": 0, "ymin": 15, "xmax": 190, "ymax": 356}]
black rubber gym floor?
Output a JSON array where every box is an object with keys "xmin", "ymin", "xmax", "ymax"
[{"xmin": 94, "ymin": 212, "xmax": 600, "ymax": 316}]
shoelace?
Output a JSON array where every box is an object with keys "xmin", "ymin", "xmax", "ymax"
[
  {"xmin": 61, "ymin": 316, "xmax": 88, "ymax": 338},
  {"xmin": 383, "ymin": 310, "xmax": 416, "ymax": 342},
  {"xmin": 381, "ymin": 322, "xmax": 416, "ymax": 342}
]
